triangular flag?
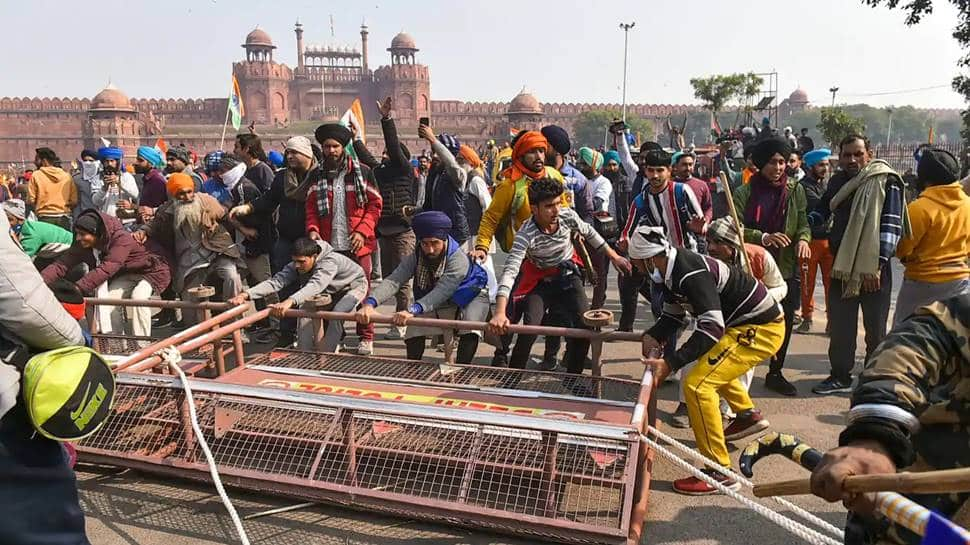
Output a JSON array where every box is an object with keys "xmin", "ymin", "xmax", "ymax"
[
  {"xmin": 229, "ymin": 75, "xmax": 245, "ymax": 131},
  {"xmin": 100, "ymin": 137, "xmax": 111, "ymax": 148}
]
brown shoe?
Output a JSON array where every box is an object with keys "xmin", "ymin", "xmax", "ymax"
[{"xmin": 724, "ymin": 409, "xmax": 769, "ymax": 441}]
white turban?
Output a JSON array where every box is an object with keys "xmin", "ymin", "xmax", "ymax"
[{"xmin": 628, "ymin": 225, "xmax": 670, "ymax": 259}]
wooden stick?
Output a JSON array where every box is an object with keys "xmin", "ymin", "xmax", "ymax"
[
  {"xmin": 753, "ymin": 466, "xmax": 970, "ymax": 498},
  {"xmin": 718, "ymin": 171, "xmax": 752, "ymax": 275}
]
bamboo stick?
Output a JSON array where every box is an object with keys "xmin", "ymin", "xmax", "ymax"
[{"xmin": 753, "ymin": 466, "xmax": 970, "ymax": 498}]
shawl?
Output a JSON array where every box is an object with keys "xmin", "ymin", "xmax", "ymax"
[{"xmin": 744, "ymin": 172, "xmax": 789, "ymax": 235}]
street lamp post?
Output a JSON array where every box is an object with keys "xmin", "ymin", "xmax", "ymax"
[
  {"xmin": 619, "ymin": 21, "xmax": 635, "ymax": 122},
  {"xmin": 829, "ymin": 86, "xmax": 839, "ymax": 107},
  {"xmin": 885, "ymin": 108, "xmax": 894, "ymax": 148}
]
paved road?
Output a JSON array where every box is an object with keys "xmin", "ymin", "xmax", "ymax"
[{"xmin": 81, "ymin": 263, "xmax": 903, "ymax": 544}]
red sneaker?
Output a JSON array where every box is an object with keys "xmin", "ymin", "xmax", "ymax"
[
  {"xmin": 723, "ymin": 409, "xmax": 770, "ymax": 441},
  {"xmin": 672, "ymin": 469, "xmax": 741, "ymax": 496}
]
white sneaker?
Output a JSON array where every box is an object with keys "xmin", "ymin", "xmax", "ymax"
[
  {"xmin": 357, "ymin": 340, "xmax": 374, "ymax": 356},
  {"xmin": 385, "ymin": 326, "xmax": 405, "ymax": 340}
]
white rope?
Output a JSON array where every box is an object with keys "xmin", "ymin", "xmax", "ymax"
[
  {"xmin": 157, "ymin": 347, "xmax": 251, "ymax": 545},
  {"xmin": 646, "ymin": 425, "xmax": 844, "ymax": 540},
  {"xmin": 641, "ymin": 434, "xmax": 842, "ymax": 545}
]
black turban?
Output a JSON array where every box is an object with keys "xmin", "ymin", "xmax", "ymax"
[
  {"xmin": 541, "ymin": 125, "xmax": 571, "ymax": 156},
  {"xmin": 917, "ymin": 147, "xmax": 960, "ymax": 185},
  {"xmin": 750, "ymin": 137, "xmax": 792, "ymax": 169},
  {"xmin": 314, "ymin": 124, "xmax": 353, "ymax": 147},
  {"xmin": 166, "ymin": 145, "xmax": 191, "ymax": 165},
  {"xmin": 640, "ymin": 141, "xmax": 663, "ymax": 155}
]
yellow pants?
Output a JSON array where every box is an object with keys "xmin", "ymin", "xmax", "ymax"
[{"xmin": 683, "ymin": 319, "xmax": 786, "ymax": 467}]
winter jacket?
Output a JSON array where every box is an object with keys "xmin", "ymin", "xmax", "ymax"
[
  {"xmin": 355, "ymin": 117, "xmax": 416, "ymax": 236},
  {"xmin": 0, "ymin": 212, "xmax": 83, "ymax": 351},
  {"xmin": 424, "ymin": 139, "xmax": 470, "ymax": 244},
  {"xmin": 800, "ymin": 174, "xmax": 829, "ymax": 240},
  {"xmin": 246, "ymin": 239, "xmax": 367, "ymax": 305},
  {"xmin": 305, "ymin": 161, "xmax": 383, "ymax": 258},
  {"xmin": 91, "ymin": 172, "xmax": 139, "ymax": 222},
  {"xmin": 251, "ymin": 167, "xmax": 312, "ymax": 242},
  {"xmin": 42, "ymin": 210, "xmax": 171, "ymax": 294},
  {"xmin": 733, "ymin": 179, "xmax": 810, "ymax": 279},
  {"xmin": 231, "ymin": 177, "xmax": 276, "ymax": 257},
  {"xmin": 142, "ymin": 193, "xmax": 240, "ymax": 259},
  {"xmin": 28, "ymin": 166, "xmax": 77, "ymax": 216},
  {"xmin": 18, "ymin": 220, "xmax": 73, "ymax": 257},
  {"xmin": 245, "ymin": 161, "xmax": 275, "ymax": 193},
  {"xmin": 474, "ymin": 167, "xmax": 566, "ymax": 252},
  {"xmin": 896, "ymin": 182, "xmax": 970, "ymax": 283},
  {"xmin": 560, "ymin": 163, "xmax": 594, "ymax": 222},
  {"xmin": 139, "ymin": 169, "xmax": 168, "ymax": 209},
  {"xmin": 842, "ymin": 294, "xmax": 970, "ymax": 545}
]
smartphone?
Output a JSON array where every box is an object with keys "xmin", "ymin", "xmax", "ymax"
[{"xmin": 419, "ymin": 117, "xmax": 430, "ymax": 127}]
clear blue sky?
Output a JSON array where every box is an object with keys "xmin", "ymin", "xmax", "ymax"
[{"xmin": 1, "ymin": 0, "xmax": 965, "ymax": 109}]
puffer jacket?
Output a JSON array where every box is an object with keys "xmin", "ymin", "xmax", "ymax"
[
  {"xmin": 41, "ymin": 210, "xmax": 171, "ymax": 294},
  {"xmin": 354, "ymin": 118, "xmax": 417, "ymax": 237}
]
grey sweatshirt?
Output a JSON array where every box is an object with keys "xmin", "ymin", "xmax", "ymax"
[
  {"xmin": 368, "ymin": 241, "xmax": 469, "ymax": 314},
  {"xmin": 246, "ymin": 240, "xmax": 368, "ymax": 305}
]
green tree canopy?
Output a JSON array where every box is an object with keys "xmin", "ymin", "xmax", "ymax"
[
  {"xmin": 572, "ymin": 110, "xmax": 654, "ymax": 149},
  {"xmin": 689, "ymin": 73, "xmax": 764, "ymax": 116},
  {"xmin": 817, "ymin": 107, "xmax": 867, "ymax": 147}
]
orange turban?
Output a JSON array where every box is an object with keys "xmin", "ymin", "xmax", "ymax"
[
  {"xmin": 502, "ymin": 130, "xmax": 549, "ymax": 181},
  {"xmin": 166, "ymin": 172, "xmax": 194, "ymax": 196},
  {"xmin": 458, "ymin": 144, "xmax": 482, "ymax": 169}
]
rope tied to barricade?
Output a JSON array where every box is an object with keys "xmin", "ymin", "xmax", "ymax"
[{"xmin": 155, "ymin": 346, "xmax": 251, "ymax": 545}]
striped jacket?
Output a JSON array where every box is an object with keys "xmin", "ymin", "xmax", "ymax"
[{"xmin": 646, "ymin": 248, "xmax": 782, "ymax": 370}]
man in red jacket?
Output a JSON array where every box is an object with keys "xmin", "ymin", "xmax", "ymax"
[
  {"xmin": 41, "ymin": 209, "xmax": 171, "ymax": 336},
  {"xmin": 307, "ymin": 123, "xmax": 383, "ymax": 354}
]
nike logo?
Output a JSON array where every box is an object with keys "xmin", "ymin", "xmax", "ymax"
[{"xmin": 70, "ymin": 384, "xmax": 92, "ymax": 421}]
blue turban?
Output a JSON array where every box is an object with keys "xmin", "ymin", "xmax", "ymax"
[
  {"xmin": 604, "ymin": 150, "xmax": 621, "ymax": 165},
  {"xmin": 137, "ymin": 146, "xmax": 164, "ymax": 168},
  {"xmin": 803, "ymin": 148, "xmax": 831, "ymax": 168},
  {"xmin": 411, "ymin": 211, "xmax": 452, "ymax": 241},
  {"xmin": 97, "ymin": 146, "xmax": 124, "ymax": 161},
  {"xmin": 267, "ymin": 150, "xmax": 284, "ymax": 168},
  {"xmin": 437, "ymin": 133, "xmax": 460, "ymax": 154}
]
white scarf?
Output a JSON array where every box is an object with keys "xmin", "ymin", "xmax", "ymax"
[{"xmin": 221, "ymin": 162, "xmax": 246, "ymax": 192}]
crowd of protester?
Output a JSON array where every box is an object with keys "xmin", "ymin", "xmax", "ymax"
[{"xmin": 2, "ymin": 100, "xmax": 969, "ymax": 503}]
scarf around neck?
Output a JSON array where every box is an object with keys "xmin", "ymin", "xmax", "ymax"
[
  {"xmin": 315, "ymin": 155, "xmax": 367, "ymax": 220},
  {"xmin": 415, "ymin": 239, "xmax": 452, "ymax": 295},
  {"xmin": 744, "ymin": 172, "xmax": 789, "ymax": 235},
  {"xmin": 283, "ymin": 159, "xmax": 318, "ymax": 202}
]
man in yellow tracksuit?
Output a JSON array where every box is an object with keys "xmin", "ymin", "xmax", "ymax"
[
  {"xmin": 893, "ymin": 147, "xmax": 970, "ymax": 324},
  {"xmin": 630, "ymin": 225, "xmax": 785, "ymax": 495}
]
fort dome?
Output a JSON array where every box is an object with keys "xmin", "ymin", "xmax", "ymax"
[
  {"xmin": 789, "ymin": 87, "xmax": 809, "ymax": 104},
  {"xmin": 390, "ymin": 32, "xmax": 417, "ymax": 51},
  {"xmin": 91, "ymin": 84, "xmax": 133, "ymax": 111},
  {"xmin": 244, "ymin": 27, "xmax": 275, "ymax": 48},
  {"xmin": 508, "ymin": 89, "xmax": 542, "ymax": 115}
]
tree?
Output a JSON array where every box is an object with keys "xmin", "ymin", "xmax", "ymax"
[
  {"xmin": 817, "ymin": 107, "xmax": 867, "ymax": 146},
  {"xmin": 864, "ymin": 0, "xmax": 970, "ymax": 143},
  {"xmin": 689, "ymin": 73, "xmax": 764, "ymax": 118},
  {"xmin": 572, "ymin": 109, "xmax": 654, "ymax": 149}
]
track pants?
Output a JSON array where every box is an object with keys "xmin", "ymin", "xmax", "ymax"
[{"xmin": 683, "ymin": 319, "xmax": 785, "ymax": 467}]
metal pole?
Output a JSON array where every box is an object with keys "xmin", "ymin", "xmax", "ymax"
[
  {"xmin": 619, "ymin": 22, "xmax": 635, "ymax": 122},
  {"xmin": 828, "ymin": 86, "xmax": 839, "ymax": 107},
  {"xmin": 886, "ymin": 109, "xmax": 894, "ymax": 148}
]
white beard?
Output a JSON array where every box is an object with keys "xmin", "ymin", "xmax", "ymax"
[{"xmin": 173, "ymin": 198, "xmax": 204, "ymax": 234}]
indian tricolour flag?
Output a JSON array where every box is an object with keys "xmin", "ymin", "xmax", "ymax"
[
  {"xmin": 229, "ymin": 75, "xmax": 245, "ymax": 130},
  {"xmin": 340, "ymin": 99, "xmax": 366, "ymax": 142}
]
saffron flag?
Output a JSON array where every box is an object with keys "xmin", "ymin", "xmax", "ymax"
[
  {"xmin": 711, "ymin": 112, "xmax": 723, "ymax": 137},
  {"xmin": 154, "ymin": 138, "xmax": 168, "ymax": 154},
  {"xmin": 229, "ymin": 75, "xmax": 245, "ymax": 130},
  {"xmin": 509, "ymin": 127, "xmax": 520, "ymax": 138},
  {"xmin": 339, "ymin": 99, "xmax": 366, "ymax": 142},
  {"xmin": 922, "ymin": 511, "xmax": 969, "ymax": 545}
]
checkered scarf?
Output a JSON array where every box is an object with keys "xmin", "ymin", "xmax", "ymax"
[
  {"xmin": 707, "ymin": 216, "xmax": 742, "ymax": 247},
  {"xmin": 315, "ymin": 154, "xmax": 367, "ymax": 219},
  {"xmin": 414, "ymin": 249, "xmax": 448, "ymax": 295}
]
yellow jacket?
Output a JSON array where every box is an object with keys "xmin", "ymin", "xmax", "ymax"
[
  {"xmin": 475, "ymin": 166, "xmax": 565, "ymax": 252},
  {"xmin": 896, "ymin": 182, "xmax": 970, "ymax": 283}
]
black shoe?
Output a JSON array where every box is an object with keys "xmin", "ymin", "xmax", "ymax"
[
  {"xmin": 274, "ymin": 332, "xmax": 295, "ymax": 349},
  {"xmin": 764, "ymin": 371, "xmax": 797, "ymax": 397},
  {"xmin": 170, "ymin": 319, "xmax": 186, "ymax": 330},
  {"xmin": 535, "ymin": 356, "xmax": 559, "ymax": 372},
  {"xmin": 812, "ymin": 376, "xmax": 853, "ymax": 395},
  {"xmin": 253, "ymin": 330, "xmax": 278, "ymax": 344},
  {"xmin": 669, "ymin": 403, "xmax": 690, "ymax": 428},
  {"xmin": 152, "ymin": 310, "xmax": 176, "ymax": 328},
  {"xmin": 491, "ymin": 354, "xmax": 509, "ymax": 368}
]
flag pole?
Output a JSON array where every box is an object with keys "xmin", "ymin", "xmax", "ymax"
[{"xmin": 219, "ymin": 97, "xmax": 231, "ymax": 151}]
